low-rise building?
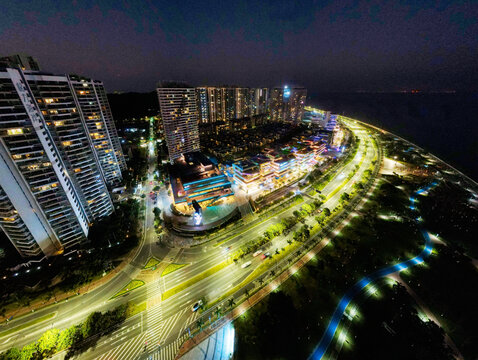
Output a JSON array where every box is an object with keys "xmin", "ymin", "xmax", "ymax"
[{"xmin": 169, "ymin": 152, "xmax": 234, "ymax": 212}]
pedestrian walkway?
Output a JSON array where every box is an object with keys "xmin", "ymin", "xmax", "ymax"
[{"xmin": 180, "ymin": 323, "xmax": 234, "ymax": 360}]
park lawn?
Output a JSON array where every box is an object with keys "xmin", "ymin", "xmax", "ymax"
[
  {"xmin": 0, "ymin": 312, "xmax": 56, "ymax": 338},
  {"xmin": 401, "ymin": 244, "xmax": 478, "ymax": 358},
  {"xmin": 161, "ymin": 263, "xmax": 188, "ymax": 277},
  {"xmin": 110, "ymin": 279, "xmax": 145, "ymax": 299},
  {"xmin": 143, "ymin": 257, "xmax": 160, "ymax": 270},
  {"xmin": 161, "ymin": 259, "xmax": 231, "ymax": 301}
]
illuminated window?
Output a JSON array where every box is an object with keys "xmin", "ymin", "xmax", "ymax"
[
  {"xmin": 12, "ymin": 154, "xmax": 22, "ymax": 160},
  {"xmin": 7, "ymin": 128, "xmax": 23, "ymax": 135},
  {"xmin": 49, "ymin": 110, "xmax": 58, "ymax": 114},
  {"xmin": 74, "ymin": 168, "xmax": 81, "ymax": 173},
  {"xmin": 54, "ymin": 121, "xmax": 64, "ymax": 126},
  {"xmin": 44, "ymin": 98, "xmax": 55, "ymax": 104},
  {"xmin": 42, "ymin": 110, "xmax": 47, "ymax": 115},
  {"xmin": 62, "ymin": 141, "xmax": 72, "ymax": 146}
]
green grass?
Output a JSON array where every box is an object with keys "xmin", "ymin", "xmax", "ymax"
[
  {"xmin": 162, "ymin": 259, "xmax": 231, "ymax": 301},
  {"xmin": 125, "ymin": 301, "xmax": 146, "ymax": 318},
  {"xmin": 0, "ymin": 312, "xmax": 56, "ymax": 338},
  {"xmin": 143, "ymin": 257, "xmax": 160, "ymax": 269},
  {"xmin": 161, "ymin": 263, "xmax": 188, "ymax": 277},
  {"xmin": 110, "ymin": 280, "xmax": 145, "ymax": 299}
]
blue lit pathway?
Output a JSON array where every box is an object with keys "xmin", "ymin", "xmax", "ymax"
[{"xmin": 309, "ymin": 181, "xmax": 438, "ymax": 360}]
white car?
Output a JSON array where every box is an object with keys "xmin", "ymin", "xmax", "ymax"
[
  {"xmin": 253, "ymin": 250, "xmax": 262, "ymax": 257},
  {"xmin": 241, "ymin": 261, "xmax": 252, "ymax": 269}
]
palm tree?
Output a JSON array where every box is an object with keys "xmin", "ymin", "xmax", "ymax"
[
  {"xmin": 245, "ymin": 289, "xmax": 250, "ymax": 298},
  {"xmin": 270, "ymin": 270, "xmax": 276, "ymax": 278},
  {"xmin": 258, "ymin": 278, "xmax": 264, "ymax": 286},
  {"xmin": 287, "ymin": 239, "xmax": 292, "ymax": 246},
  {"xmin": 228, "ymin": 298, "xmax": 236, "ymax": 308},
  {"xmin": 295, "ymin": 251, "xmax": 301, "ymax": 258},
  {"xmin": 196, "ymin": 318, "xmax": 204, "ymax": 331},
  {"xmin": 215, "ymin": 307, "xmax": 221, "ymax": 319}
]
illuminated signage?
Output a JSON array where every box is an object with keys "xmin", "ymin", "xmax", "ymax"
[{"xmin": 284, "ymin": 85, "xmax": 291, "ymax": 99}]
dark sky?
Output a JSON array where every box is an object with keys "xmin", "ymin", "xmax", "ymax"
[{"xmin": 1, "ymin": 0, "xmax": 477, "ymax": 93}]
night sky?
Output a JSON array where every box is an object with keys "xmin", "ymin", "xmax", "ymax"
[{"xmin": 1, "ymin": 0, "xmax": 477, "ymax": 93}]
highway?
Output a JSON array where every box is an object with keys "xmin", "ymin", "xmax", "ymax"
[{"xmin": 0, "ymin": 120, "xmax": 379, "ymax": 359}]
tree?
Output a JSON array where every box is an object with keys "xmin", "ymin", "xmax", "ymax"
[
  {"xmin": 56, "ymin": 326, "xmax": 76, "ymax": 351},
  {"xmin": 245, "ymin": 289, "xmax": 250, "ymax": 298},
  {"xmin": 82, "ymin": 311, "xmax": 101, "ymax": 338},
  {"xmin": 323, "ymin": 208, "xmax": 331, "ymax": 217},
  {"xmin": 37, "ymin": 329, "xmax": 59, "ymax": 356},
  {"xmin": 196, "ymin": 318, "xmax": 204, "ymax": 331},
  {"xmin": 2, "ymin": 348, "xmax": 21, "ymax": 360},
  {"xmin": 270, "ymin": 270, "xmax": 276, "ymax": 278},
  {"xmin": 20, "ymin": 343, "xmax": 37, "ymax": 360},
  {"xmin": 258, "ymin": 278, "xmax": 264, "ymax": 286},
  {"xmin": 228, "ymin": 298, "xmax": 236, "ymax": 308},
  {"xmin": 153, "ymin": 207, "xmax": 161, "ymax": 218},
  {"xmin": 340, "ymin": 192, "xmax": 350, "ymax": 203}
]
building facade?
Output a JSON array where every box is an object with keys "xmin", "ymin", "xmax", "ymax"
[
  {"xmin": 157, "ymin": 84, "xmax": 200, "ymax": 163},
  {"xmin": 0, "ymin": 60, "xmax": 125, "ymax": 258},
  {"xmin": 196, "ymin": 86, "xmax": 269, "ymax": 127},
  {"xmin": 68, "ymin": 75, "xmax": 126, "ymax": 186},
  {"xmin": 270, "ymin": 86, "xmax": 307, "ymax": 123}
]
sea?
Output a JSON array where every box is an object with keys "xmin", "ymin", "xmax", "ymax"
[{"xmin": 309, "ymin": 92, "xmax": 478, "ymax": 182}]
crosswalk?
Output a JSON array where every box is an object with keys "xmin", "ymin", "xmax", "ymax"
[
  {"xmin": 146, "ymin": 334, "xmax": 189, "ymax": 360},
  {"xmin": 96, "ymin": 305, "xmax": 199, "ymax": 360}
]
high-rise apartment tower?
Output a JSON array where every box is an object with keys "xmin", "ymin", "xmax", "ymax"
[
  {"xmin": 157, "ymin": 83, "xmax": 200, "ymax": 163},
  {"xmin": 0, "ymin": 56, "xmax": 125, "ymax": 258}
]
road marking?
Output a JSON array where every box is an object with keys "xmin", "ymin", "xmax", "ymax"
[{"xmin": 177, "ymin": 292, "xmax": 190, "ymax": 299}]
